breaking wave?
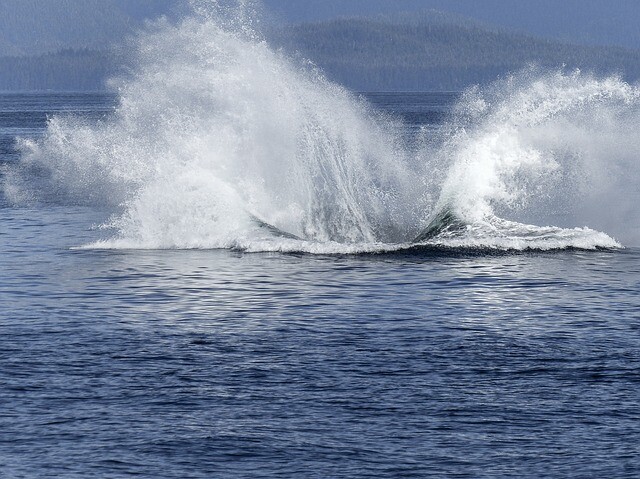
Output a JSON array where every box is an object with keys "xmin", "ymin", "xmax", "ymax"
[{"xmin": 5, "ymin": 0, "xmax": 639, "ymax": 253}]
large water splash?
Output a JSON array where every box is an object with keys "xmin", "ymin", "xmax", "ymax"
[
  {"xmin": 6, "ymin": 1, "xmax": 424, "ymax": 250},
  {"xmin": 423, "ymin": 69, "xmax": 640, "ymax": 248},
  {"xmin": 4, "ymin": 2, "xmax": 639, "ymax": 252}
]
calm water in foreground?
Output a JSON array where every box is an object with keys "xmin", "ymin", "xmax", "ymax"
[{"xmin": 1, "ymin": 93, "xmax": 639, "ymax": 478}]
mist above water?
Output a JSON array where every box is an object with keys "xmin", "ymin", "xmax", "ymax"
[{"xmin": 4, "ymin": 0, "xmax": 640, "ymax": 251}]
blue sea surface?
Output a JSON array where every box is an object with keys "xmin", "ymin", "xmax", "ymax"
[{"xmin": 1, "ymin": 93, "xmax": 639, "ymax": 478}]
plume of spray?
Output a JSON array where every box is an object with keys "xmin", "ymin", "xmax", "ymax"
[
  {"xmin": 4, "ymin": 0, "xmax": 640, "ymax": 251},
  {"xmin": 429, "ymin": 68, "xmax": 640, "ymax": 247},
  {"xmin": 189, "ymin": 0, "xmax": 261, "ymax": 35},
  {"xmin": 6, "ymin": 0, "xmax": 425, "ymax": 251}
]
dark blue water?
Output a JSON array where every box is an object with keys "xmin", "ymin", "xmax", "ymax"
[{"xmin": 1, "ymin": 93, "xmax": 639, "ymax": 478}]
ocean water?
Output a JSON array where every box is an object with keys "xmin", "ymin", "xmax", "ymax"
[
  {"xmin": 2, "ymin": 91, "xmax": 640, "ymax": 479},
  {"xmin": 2, "ymin": 5, "xmax": 640, "ymax": 477}
]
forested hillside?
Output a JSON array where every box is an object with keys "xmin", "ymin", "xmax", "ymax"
[
  {"xmin": 281, "ymin": 11, "xmax": 640, "ymax": 90},
  {"xmin": 2, "ymin": 6, "xmax": 640, "ymax": 91},
  {"xmin": 0, "ymin": 0, "xmax": 175, "ymax": 91},
  {"xmin": 0, "ymin": 50, "xmax": 116, "ymax": 91}
]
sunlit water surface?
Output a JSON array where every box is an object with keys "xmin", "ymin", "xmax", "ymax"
[{"xmin": 1, "ymin": 93, "xmax": 639, "ymax": 478}]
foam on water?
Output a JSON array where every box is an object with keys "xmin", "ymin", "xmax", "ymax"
[{"xmin": 4, "ymin": 1, "xmax": 639, "ymax": 252}]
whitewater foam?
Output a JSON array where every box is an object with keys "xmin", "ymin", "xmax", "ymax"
[{"xmin": 4, "ymin": 2, "xmax": 637, "ymax": 253}]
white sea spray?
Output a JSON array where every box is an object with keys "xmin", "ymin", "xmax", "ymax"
[{"xmin": 5, "ymin": 2, "xmax": 638, "ymax": 251}]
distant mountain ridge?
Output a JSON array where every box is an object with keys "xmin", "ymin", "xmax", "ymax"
[
  {"xmin": 280, "ymin": 10, "xmax": 640, "ymax": 91},
  {"xmin": 0, "ymin": 50, "xmax": 117, "ymax": 92},
  {"xmin": 0, "ymin": 0, "xmax": 179, "ymax": 56},
  {"xmin": 2, "ymin": 5, "xmax": 640, "ymax": 91},
  {"xmin": 263, "ymin": 0, "xmax": 640, "ymax": 51},
  {"xmin": 0, "ymin": 0, "xmax": 178, "ymax": 91}
]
